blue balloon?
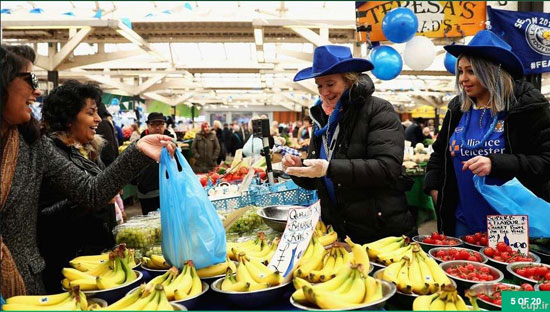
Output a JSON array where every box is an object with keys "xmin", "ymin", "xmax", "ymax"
[
  {"xmin": 444, "ymin": 52, "xmax": 457, "ymax": 75},
  {"xmin": 111, "ymin": 98, "xmax": 120, "ymax": 106},
  {"xmin": 382, "ymin": 7, "xmax": 418, "ymax": 43},
  {"xmin": 370, "ymin": 46, "xmax": 403, "ymax": 80}
]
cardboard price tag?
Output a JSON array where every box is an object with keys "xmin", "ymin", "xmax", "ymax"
[
  {"xmin": 267, "ymin": 201, "xmax": 321, "ymax": 282},
  {"xmin": 487, "ymin": 215, "xmax": 529, "ymax": 255}
]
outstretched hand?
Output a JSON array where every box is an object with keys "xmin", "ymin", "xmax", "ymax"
[
  {"xmin": 285, "ymin": 159, "xmax": 329, "ymax": 178},
  {"xmin": 136, "ymin": 134, "xmax": 176, "ymax": 162}
]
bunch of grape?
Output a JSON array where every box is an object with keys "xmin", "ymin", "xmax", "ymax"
[
  {"xmin": 145, "ymin": 245, "xmax": 163, "ymax": 258},
  {"xmin": 114, "ymin": 224, "xmax": 156, "ymax": 250},
  {"xmin": 229, "ymin": 208, "xmax": 263, "ymax": 233}
]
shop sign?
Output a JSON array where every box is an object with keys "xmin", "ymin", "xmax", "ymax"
[
  {"xmin": 487, "ymin": 215, "xmax": 529, "ymax": 256},
  {"xmin": 356, "ymin": 1, "xmax": 486, "ymax": 41},
  {"xmin": 268, "ymin": 201, "xmax": 321, "ymax": 282}
]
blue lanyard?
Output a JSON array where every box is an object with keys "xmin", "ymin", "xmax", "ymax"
[{"xmin": 459, "ymin": 109, "xmax": 499, "ymax": 150}]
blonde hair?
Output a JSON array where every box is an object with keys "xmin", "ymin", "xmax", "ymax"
[
  {"xmin": 213, "ymin": 120, "xmax": 222, "ymax": 129},
  {"xmin": 456, "ymin": 54, "xmax": 516, "ymax": 115},
  {"xmin": 342, "ymin": 72, "xmax": 360, "ymax": 88}
]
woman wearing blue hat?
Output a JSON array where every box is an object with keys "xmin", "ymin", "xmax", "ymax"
[
  {"xmin": 424, "ymin": 30, "xmax": 550, "ymax": 237},
  {"xmin": 283, "ymin": 45, "xmax": 416, "ymax": 244}
]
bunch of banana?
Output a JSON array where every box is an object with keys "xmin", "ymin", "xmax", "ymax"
[
  {"xmin": 307, "ymin": 247, "xmax": 348, "ymax": 283},
  {"xmin": 3, "ymin": 287, "xmax": 87, "ymax": 311},
  {"xmin": 293, "ymin": 236, "xmax": 328, "ymax": 279},
  {"xmin": 142, "ymin": 254, "xmax": 170, "ymax": 270},
  {"xmin": 70, "ymin": 244, "xmax": 137, "ymax": 273},
  {"xmin": 98, "ymin": 284, "xmax": 173, "ymax": 311},
  {"xmin": 344, "ymin": 236, "xmax": 371, "ymax": 276},
  {"xmin": 314, "ymin": 220, "xmax": 338, "ymax": 247},
  {"xmin": 62, "ymin": 245, "xmax": 137, "ymax": 291},
  {"xmin": 364, "ymin": 235, "xmax": 409, "ymax": 263},
  {"xmin": 381, "ymin": 243, "xmax": 452, "ymax": 295},
  {"xmin": 227, "ymin": 232, "xmax": 280, "ymax": 264},
  {"xmin": 196, "ymin": 257, "xmax": 237, "ymax": 278},
  {"xmin": 413, "ymin": 284, "xmax": 472, "ymax": 311},
  {"xmin": 292, "ymin": 264, "xmax": 384, "ymax": 309},
  {"xmin": 225, "ymin": 252, "xmax": 282, "ymax": 291},
  {"xmin": 144, "ymin": 260, "xmax": 203, "ymax": 301}
]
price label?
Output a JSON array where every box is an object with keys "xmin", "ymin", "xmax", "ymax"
[
  {"xmin": 487, "ymin": 215, "xmax": 529, "ymax": 255},
  {"xmin": 268, "ymin": 201, "xmax": 321, "ymax": 282},
  {"xmin": 503, "ymin": 291, "xmax": 550, "ymax": 312}
]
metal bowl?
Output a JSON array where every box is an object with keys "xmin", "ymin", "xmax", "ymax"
[
  {"xmin": 459, "ymin": 236, "xmax": 487, "ymax": 251},
  {"xmin": 371, "ymin": 261, "xmax": 386, "ymax": 272},
  {"xmin": 469, "ymin": 282, "xmax": 521, "ymax": 310},
  {"xmin": 210, "ymin": 277, "xmax": 292, "ymax": 308},
  {"xmin": 439, "ymin": 261, "xmax": 503, "ymax": 294},
  {"xmin": 127, "ymin": 281, "xmax": 208, "ymax": 310},
  {"xmin": 78, "ymin": 270, "xmax": 143, "ymax": 304},
  {"xmin": 140, "ymin": 263, "xmax": 169, "ymax": 280},
  {"xmin": 373, "ymin": 268, "xmax": 456, "ymax": 310},
  {"xmin": 87, "ymin": 298, "xmax": 108, "ymax": 308},
  {"xmin": 289, "ymin": 278, "xmax": 395, "ymax": 311},
  {"xmin": 171, "ymin": 303, "xmax": 188, "ymax": 311},
  {"xmin": 480, "ymin": 247, "xmax": 540, "ymax": 275},
  {"xmin": 535, "ymin": 283, "xmax": 550, "ymax": 291},
  {"xmin": 429, "ymin": 247, "xmax": 488, "ymax": 264},
  {"xmin": 506, "ymin": 261, "xmax": 550, "ymax": 285},
  {"xmin": 412, "ymin": 235, "xmax": 463, "ymax": 253},
  {"xmin": 257, "ymin": 205, "xmax": 304, "ymax": 232}
]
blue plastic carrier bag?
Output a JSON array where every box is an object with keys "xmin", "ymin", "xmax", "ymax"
[
  {"xmin": 473, "ymin": 175, "xmax": 550, "ymax": 238},
  {"xmin": 159, "ymin": 148, "xmax": 226, "ymax": 269}
]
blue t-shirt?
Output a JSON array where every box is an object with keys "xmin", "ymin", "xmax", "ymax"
[{"xmin": 449, "ymin": 106, "xmax": 507, "ymax": 233}]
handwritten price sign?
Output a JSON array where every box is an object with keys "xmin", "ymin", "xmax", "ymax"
[
  {"xmin": 487, "ymin": 215, "xmax": 529, "ymax": 255},
  {"xmin": 268, "ymin": 201, "xmax": 321, "ymax": 282}
]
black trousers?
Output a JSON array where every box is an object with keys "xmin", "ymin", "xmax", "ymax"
[{"xmin": 139, "ymin": 196, "xmax": 160, "ymax": 215}]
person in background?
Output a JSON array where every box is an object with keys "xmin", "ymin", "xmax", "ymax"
[
  {"xmin": 38, "ymin": 80, "xmax": 117, "ymax": 294},
  {"xmin": 213, "ymin": 120, "xmax": 226, "ymax": 163},
  {"xmin": 96, "ymin": 101, "xmax": 119, "ymax": 167},
  {"xmin": 424, "ymin": 30, "xmax": 550, "ymax": 236},
  {"xmin": 135, "ymin": 112, "xmax": 174, "ymax": 215},
  {"xmin": 0, "ymin": 44, "xmax": 174, "ymax": 296},
  {"xmin": 405, "ymin": 117, "xmax": 425, "ymax": 146},
  {"xmin": 298, "ymin": 116, "xmax": 312, "ymax": 151},
  {"xmin": 230, "ymin": 124, "xmax": 244, "ymax": 155},
  {"xmin": 292, "ymin": 121, "xmax": 302, "ymax": 138},
  {"xmin": 283, "ymin": 45, "xmax": 415, "ymax": 244},
  {"xmin": 222, "ymin": 123, "xmax": 233, "ymax": 157},
  {"xmin": 191, "ymin": 122, "xmax": 220, "ymax": 173},
  {"xmin": 242, "ymin": 116, "xmax": 265, "ymax": 158},
  {"xmin": 129, "ymin": 123, "xmax": 141, "ymax": 142}
]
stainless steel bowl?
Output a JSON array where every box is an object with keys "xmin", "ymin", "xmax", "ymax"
[
  {"xmin": 127, "ymin": 281, "xmax": 208, "ymax": 310},
  {"xmin": 288, "ymin": 278, "xmax": 396, "ymax": 311},
  {"xmin": 140, "ymin": 263, "xmax": 169, "ymax": 278},
  {"xmin": 87, "ymin": 298, "xmax": 108, "ymax": 308},
  {"xmin": 534, "ymin": 283, "xmax": 550, "ymax": 291},
  {"xmin": 78, "ymin": 270, "xmax": 143, "ymax": 304},
  {"xmin": 171, "ymin": 302, "xmax": 188, "ymax": 311},
  {"xmin": 506, "ymin": 261, "xmax": 550, "ymax": 285},
  {"xmin": 439, "ymin": 261, "xmax": 503, "ymax": 294},
  {"xmin": 480, "ymin": 247, "xmax": 541, "ymax": 275},
  {"xmin": 469, "ymin": 282, "xmax": 521, "ymax": 310},
  {"xmin": 459, "ymin": 236, "xmax": 487, "ymax": 251},
  {"xmin": 412, "ymin": 235, "xmax": 463, "ymax": 253},
  {"xmin": 429, "ymin": 247, "xmax": 488, "ymax": 264},
  {"xmin": 373, "ymin": 268, "xmax": 456, "ymax": 310},
  {"xmin": 257, "ymin": 205, "xmax": 304, "ymax": 232},
  {"xmin": 210, "ymin": 277, "xmax": 292, "ymax": 308}
]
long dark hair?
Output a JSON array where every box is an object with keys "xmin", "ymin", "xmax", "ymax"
[{"xmin": 1, "ymin": 44, "xmax": 41, "ymax": 144}]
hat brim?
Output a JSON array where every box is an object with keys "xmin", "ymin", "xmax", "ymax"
[
  {"xmin": 444, "ymin": 45, "xmax": 524, "ymax": 79},
  {"xmin": 293, "ymin": 58, "xmax": 374, "ymax": 82},
  {"xmin": 147, "ymin": 118, "xmax": 166, "ymax": 123}
]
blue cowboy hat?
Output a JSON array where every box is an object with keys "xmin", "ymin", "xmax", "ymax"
[
  {"xmin": 444, "ymin": 30, "xmax": 524, "ymax": 79},
  {"xmin": 293, "ymin": 45, "xmax": 374, "ymax": 81}
]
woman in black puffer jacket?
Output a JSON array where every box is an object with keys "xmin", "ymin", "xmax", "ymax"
[{"xmin": 283, "ymin": 45, "xmax": 416, "ymax": 244}]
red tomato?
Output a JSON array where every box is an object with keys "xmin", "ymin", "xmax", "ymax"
[
  {"xmin": 544, "ymin": 272, "xmax": 550, "ymax": 280},
  {"xmin": 480, "ymin": 236, "xmax": 488, "ymax": 246},
  {"xmin": 478, "ymin": 294, "xmax": 491, "ymax": 302},
  {"xmin": 436, "ymin": 250, "xmax": 446, "ymax": 258},
  {"xmin": 535, "ymin": 266, "xmax": 548, "ymax": 276},
  {"xmin": 458, "ymin": 250, "xmax": 471, "ymax": 260},
  {"xmin": 484, "ymin": 247, "xmax": 496, "ymax": 257},
  {"xmin": 468, "ymin": 255, "xmax": 478, "ymax": 262},
  {"xmin": 474, "ymin": 232, "xmax": 482, "ymax": 241},
  {"xmin": 465, "ymin": 235, "xmax": 475, "ymax": 244},
  {"xmin": 539, "ymin": 283, "xmax": 550, "ymax": 291},
  {"xmin": 497, "ymin": 242, "xmax": 508, "ymax": 252},
  {"xmin": 259, "ymin": 171, "xmax": 267, "ymax": 180},
  {"xmin": 521, "ymin": 283, "xmax": 534, "ymax": 291},
  {"xmin": 516, "ymin": 267, "xmax": 528, "ymax": 277},
  {"xmin": 200, "ymin": 176, "xmax": 208, "ymax": 186},
  {"xmin": 493, "ymin": 299, "xmax": 502, "ymax": 306}
]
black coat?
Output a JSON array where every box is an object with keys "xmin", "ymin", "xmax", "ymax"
[
  {"xmin": 96, "ymin": 118, "xmax": 119, "ymax": 167},
  {"xmin": 38, "ymin": 136, "xmax": 116, "ymax": 294},
  {"xmin": 291, "ymin": 75, "xmax": 416, "ymax": 244},
  {"xmin": 424, "ymin": 80, "xmax": 550, "ymax": 236}
]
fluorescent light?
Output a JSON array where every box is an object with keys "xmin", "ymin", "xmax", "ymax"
[{"xmin": 254, "ymin": 28, "xmax": 263, "ymax": 46}]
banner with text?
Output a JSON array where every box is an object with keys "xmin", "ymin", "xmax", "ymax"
[
  {"xmin": 487, "ymin": 215, "xmax": 529, "ymax": 256},
  {"xmin": 356, "ymin": 1, "xmax": 486, "ymax": 42},
  {"xmin": 488, "ymin": 6, "xmax": 550, "ymax": 75}
]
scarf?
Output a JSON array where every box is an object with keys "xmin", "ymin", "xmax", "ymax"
[
  {"xmin": 1, "ymin": 127, "xmax": 27, "ymax": 297},
  {"xmin": 313, "ymin": 89, "xmax": 350, "ymax": 143}
]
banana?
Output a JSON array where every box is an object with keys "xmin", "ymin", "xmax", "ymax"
[
  {"xmin": 377, "ymin": 244, "xmax": 412, "ymax": 265},
  {"xmin": 69, "ymin": 278, "xmax": 98, "ymax": 291},
  {"xmin": 172, "ymin": 266, "xmax": 193, "ymax": 300},
  {"xmin": 382, "ymin": 259, "xmax": 405, "ymax": 283},
  {"xmin": 122, "ymin": 289, "xmax": 156, "ymax": 311},
  {"xmin": 291, "ymin": 288, "xmax": 308, "ymax": 304},
  {"xmin": 410, "ymin": 250, "xmax": 430, "ymax": 295},
  {"xmin": 197, "ymin": 259, "xmax": 230, "ymax": 278},
  {"xmin": 455, "ymin": 292, "xmax": 469, "ymax": 311},
  {"xmin": 418, "ymin": 251, "xmax": 452, "ymax": 287},
  {"xmin": 157, "ymin": 285, "xmax": 174, "ymax": 311},
  {"xmin": 150, "ymin": 254, "xmax": 170, "ymax": 270},
  {"xmin": 221, "ymin": 269, "xmax": 250, "ymax": 292},
  {"xmin": 317, "ymin": 227, "xmax": 338, "ymax": 246},
  {"xmin": 236, "ymin": 257, "xmax": 255, "ymax": 284},
  {"xmin": 363, "ymin": 276, "xmax": 383, "ymax": 304},
  {"xmin": 313, "ymin": 262, "xmax": 352, "ymax": 292},
  {"xmin": 87, "ymin": 260, "xmax": 113, "ymax": 277},
  {"xmin": 142, "ymin": 286, "xmax": 160, "ymax": 311},
  {"xmin": 6, "ymin": 292, "xmax": 71, "ymax": 306},
  {"xmin": 429, "ymin": 292, "xmax": 447, "ymax": 310},
  {"xmin": 243, "ymin": 257, "xmax": 282, "ymax": 285},
  {"xmin": 120, "ymin": 251, "xmax": 137, "ymax": 283},
  {"xmin": 309, "ymin": 252, "xmax": 336, "ymax": 282},
  {"xmin": 445, "ymin": 292, "xmax": 458, "ymax": 311},
  {"xmin": 412, "ymin": 292, "xmax": 439, "ymax": 311},
  {"xmin": 364, "ymin": 236, "xmax": 404, "ymax": 259},
  {"xmin": 97, "ymin": 259, "xmax": 126, "ymax": 290},
  {"xmin": 316, "ymin": 219, "xmax": 327, "ymax": 234},
  {"xmin": 62, "ymin": 267, "xmax": 95, "ymax": 281},
  {"xmin": 293, "ymin": 277, "xmax": 312, "ymax": 290},
  {"xmin": 294, "ymin": 236, "xmax": 327, "ymax": 278},
  {"xmin": 304, "ymin": 269, "xmax": 366, "ymax": 309},
  {"xmin": 71, "ymin": 253, "xmax": 109, "ymax": 263},
  {"xmin": 101, "ymin": 285, "xmax": 144, "ymax": 310},
  {"xmin": 396, "ymin": 257, "xmax": 412, "ymax": 293},
  {"xmin": 345, "ymin": 236, "xmax": 370, "ymax": 276},
  {"xmin": 2, "ymin": 297, "xmax": 78, "ymax": 311},
  {"xmin": 416, "ymin": 246, "xmax": 438, "ymax": 293},
  {"xmin": 187, "ymin": 261, "xmax": 203, "ymax": 297}
]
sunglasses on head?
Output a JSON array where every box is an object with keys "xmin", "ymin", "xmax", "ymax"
[{"xmin": 16, "ymin": 72, "xmax": 39, "ymax": 90}]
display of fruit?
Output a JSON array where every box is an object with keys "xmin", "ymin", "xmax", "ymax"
[
  {"xmin": 314, "ymin": 220, "xmax": 338, "ymax": 247},
  {"xmin": 538, "ymin": 282, "xmax": 550, "ymax": 291},
  {"xmin": 61, "ymin": 245, "xmax": 138, "ymax": 291},
  {"xmin": 483, "ymin": 242, "xmax": 535, "ymax": 263},
  {"xmin": 431, "ymin": 247, "xmax": 485, "ymax": 263},
  {"xmin": 227, "ymin": 232, "xmax": 279, "ymax": 263},
  {"xmin": 293, "ymin": 236, "xmax": 329, "ymax": 280},
  {"xmin": 228, "ymin": 208, "xmax": 263, "ymax": 233},
  {"xmin": 142, "ymin": 254, "xmax": 171, "ymax": 270},
  {"xmin": 512, "ymin": 263, "xmax": 550, "ymax": 281},
  {"xmin": 69, "ymin": 246, "xmax": 137, "ymax": 272},
  {"xmin": 220, "ymin": 252, "xmax": 282, "ymax": 292},
  {"xmin": 444, "ymin": 263, "xmax": 497, "ymax": 282},
  {"xmin": 380, "ymin": 243, "xmax": 452, "ymax": 295},
  {"xmin": 114, "ymin": 222, "xmax": 157, "ymax": 251},
  {"xmin": 475, "ymin": 283, "xmax": 530, "ymax": 307},
  {"xmin": 101, "ymin": 283, "xmax": 174, "ymax": 310},
  {"xmin": 364, "ymin": 235, "xmax": 409, "ymax": 264},
  {"xmin": 145, "ymin": 245, "xmax": 163, "ymax": 258},
  {"xmin": 412, "ymin": 284, "xmax": 470, "ymax": 311},
  {"xmin": 421, "ymin": 232, "xmax": 461, "ymax": 246},
  {"xmin": 305, "ymin": 247, "xmax": 349, "ymax": 283},
  {"xmin": 143, "ymin": 260, "xmax": 203, "ymax": 301},
  {"xmin": 463, "ymin": 232, "xmax": 488, "ymax": 247},
  {"xmin": 292, "ymin": 264, "xmax": 384, "ymax": 309},
  {"xmin": 2, "ymin": 287, "xmax": 88, "ymax": 311},
  {"xmin": 197, "ymin": 257, "xmax": 237, "ymax": 278}
]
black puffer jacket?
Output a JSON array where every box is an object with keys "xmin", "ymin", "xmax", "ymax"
[
  {"xmin": 291, "ymin": 75, "xmax": 416, "ymax": 244},
  {"xmin": 424, "ymin": 80, "xmax": 550, "ymax": 236},
  {"xmin": 38, "ymin": 135, "xmax": 116, "ymax": 294}
]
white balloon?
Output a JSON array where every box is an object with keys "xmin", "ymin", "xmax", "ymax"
[{"xmin": 404, "ymin": 36, "xmax": 436, "ymax": 70}]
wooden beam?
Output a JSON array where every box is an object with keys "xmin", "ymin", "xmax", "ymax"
[
  {"xmin": 289, "ymin": 27, "xmax": 332, "ymax": 46},
  {"xmin": 53, "ymin": 27, "xmax": 94, "ymax": 69},
  {"xmin": 57, "ymin": 49, "xmax": 144, "ymax": 70}
]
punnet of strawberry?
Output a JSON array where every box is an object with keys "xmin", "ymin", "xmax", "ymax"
[{"xmin": 483, "ymin": 242, "xmax": 534, "ymax": 263}]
